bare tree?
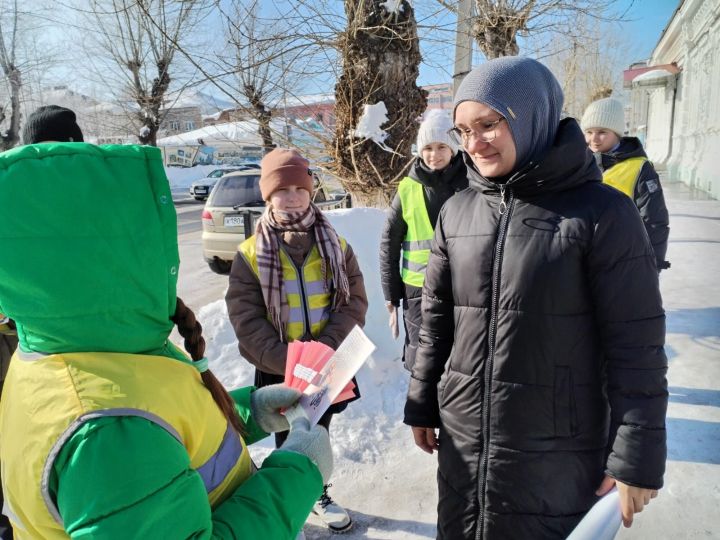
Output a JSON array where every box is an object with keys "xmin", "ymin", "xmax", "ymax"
[
  {"xmin": 0, "ymin": 0, "xmax": 23, "ymax": 150},
  {"xmin": 437, "ymin": 0, "xmax": 633, "ymax": 60},
  {"xmin": 221, "ymin": 0, "xmax": 291, "ymax": 152},
  {"xmin": 81, "ymin": 0, "xmax": 208, "ymax": 146},
  {"xmin": 333, "ymin": 0, "xmax": 427, "ymax": 206},
  {"xmin": 542, "ymin": 16, "xmax": 627, "ymax": 118}
]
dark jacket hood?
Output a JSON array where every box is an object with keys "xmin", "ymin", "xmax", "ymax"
[
  {"xmin": 464, "ymin": 118, "xmax": 602, "ymax": 197},
  {"xmin": 599, "ymin": 136, "xmax": 648, "ymax": 171},
  {"xmin": 408, "ymin": 152, "xmax": 466, "ymax": 191}
]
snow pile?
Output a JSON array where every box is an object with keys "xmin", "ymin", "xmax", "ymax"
[
  {"xmin": 380, "ymin": 0, "xmax": 407, "ymax": 14},
  {"xmin": 164, "ymin": 164, "xmax": 224, "ymax": 190},
  {"xmin": 194, "ymin": 208, "xmax": 441, "ymax": 538},
  {"xmin": 199, "ymin": 207, "xmax": 408, "ymax": 455},
  {"xmin": 353, "ymin": 102, "xmax": 394, "ymax": 152}
]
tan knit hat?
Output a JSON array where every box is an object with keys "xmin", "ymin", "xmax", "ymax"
[
  {"xmin": 581, "ymin": 98, "xmax": 625, "ymax": 137},
  {"xmin": 259, "ymin": 148, "xmax": 313, "ymax": 200}
]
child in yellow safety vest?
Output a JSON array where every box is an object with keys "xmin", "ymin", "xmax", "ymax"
[
  {"xmin": 379, "ymin": 110, "xmax": 467, "ymax": 371},
  {"xmin": 0, "ymin": 140, "xmax": 334, "ymax": 539},
  {"xmin": 581, "ymin": 97, "xmax": 670, "ymax": 270},
  {"xmin": 225, "ymin": 147, "xmax": 368, "ymax": 534}
]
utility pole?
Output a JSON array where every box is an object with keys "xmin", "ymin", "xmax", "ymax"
[{"xmin": 453, "ymin": 0, "xmax": 474, "ymax": 97}]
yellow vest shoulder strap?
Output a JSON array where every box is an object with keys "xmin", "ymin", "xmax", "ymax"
[{"xmin": 602, "ymin": 157, "xmax": 646, "ymax": 198}]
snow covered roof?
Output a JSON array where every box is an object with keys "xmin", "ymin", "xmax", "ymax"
[
  {"xmin": 633, "ymin": 68, "xmax": 676, "ymax": 84},
  {"xmin": 156, "ymin": 119, "xmax": 288, "ymax": 146},
  {"xmin": 282, "ymin": 93, "xmax": 335, "ymax": 108},
  {"xmin": 163, "ymin": 89, "xmax": 236, "ymax": 115}
]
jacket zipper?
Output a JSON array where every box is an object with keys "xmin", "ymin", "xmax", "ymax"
[{"xmin": 476, "ymin": 186, "xmax": 515, "ymax": 540}]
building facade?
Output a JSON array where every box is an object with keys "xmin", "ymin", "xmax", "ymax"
[
  {"xmin": 633, "ymin": 0, "xmax": 720, "ymax": 198},
  {"xmin": 423, "ymin": 83, "xmax": 453, "ymax": 112},
  {"xmin": 158, "ymin": 106, "xmax": 203, "ymax": 137}
]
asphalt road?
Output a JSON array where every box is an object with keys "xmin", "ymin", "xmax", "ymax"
[{"xmin": 173, "ymin": 197, "xmax": 229, "ymax": 313}]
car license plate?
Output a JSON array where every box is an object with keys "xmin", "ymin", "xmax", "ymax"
[
  {"xmin": 224, "ymin": 216, "xmax": 244, "ymax": 227},
  {"xmin": 196, "ymin": 187, "xmax": 207, "ymax": 194}
]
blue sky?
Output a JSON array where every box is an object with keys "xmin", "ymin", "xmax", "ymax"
[
  {"xmin": 621, "ymin": 0, "xmax": 681, "ymax": 59},
  {"xmin": 39, "ymin": 0, "xmax": 683, "ymax": 99},
  {"xmin": 416, "ymin": 0, "xmax": 682, "ymax": 86}
]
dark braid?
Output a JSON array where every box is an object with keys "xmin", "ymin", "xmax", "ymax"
[{"xmin": 172, "ymin": 297, "xmax": 245, "ymax": 435}]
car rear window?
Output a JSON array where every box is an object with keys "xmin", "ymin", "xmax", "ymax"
[{"xmin": 209, "ymin": 175, "xmax": 263, "ymax": 207}]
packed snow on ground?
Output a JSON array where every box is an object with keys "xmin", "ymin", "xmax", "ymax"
[{"xmin": 197, "ymin": 207, "xmax": 440, "ymax": 539}]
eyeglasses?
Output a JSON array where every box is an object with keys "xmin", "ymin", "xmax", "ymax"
[{"xmin": 448, "ymin": 117, "xmax": 506, "ymax": 146}]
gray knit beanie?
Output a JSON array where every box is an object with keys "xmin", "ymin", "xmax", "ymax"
[
  {"xmin": 581, "ymin": 98, "xmax": 625, "ymax": 137},
  {"xmin": 453, "ymin": 56, "xmax": 564, "ymax": 171},
  {"xmin": 416, "ymin": 109, "xmax": 458, "ymax": 155}
]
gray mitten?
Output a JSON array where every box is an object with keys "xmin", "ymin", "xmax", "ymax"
[
  {"xmin": 278, "ymin": 416, "xmax": 333, "ymax": 484},
  {"xmin": 250, "ymin": 384, "xmax": 302, "ymax": 433}
]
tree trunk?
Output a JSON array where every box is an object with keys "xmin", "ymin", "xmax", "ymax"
[
  {"xmin": 0, "ymin": 65, "xmax": 21, "ymax": 150},
  {"xmin": 332, "ymin": 0, "xmax": 427, "ymax": 206},
  {"xmin": 135, "ymin": 57, "xmax": 170, "ymax": 146},
  {"xmin": 472, "ymin": 2, "xmax": 530, "ymax": 59},
  {"xmin": 246, "ymin": 85, "xmax": 274, "ymax": 152}
]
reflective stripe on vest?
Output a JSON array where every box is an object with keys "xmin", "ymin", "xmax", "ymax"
[
  {"xmin": 602, "ymin": 157, "xmax": 646, "ymax": 198},
  {"xmin": 398, "ymin": 177, "xmax": 435, "ymax": 287},
  {"xmin": 0, "ymin": 351, "xmax": 253, "ymax": 538},
  {"xmin": 239, "ymin": 235, "xmax": 347, "ymax": 342}
]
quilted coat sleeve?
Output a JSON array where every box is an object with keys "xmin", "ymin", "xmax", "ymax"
[
  {"xmin": 379, "ymin": 192, "xmax": 407, "ymax": 306},
  {"xmin": 54, "ymin": 416, "xmax": 322, "ymax": 539},
  {"xmin": 633, "ymin": 161, "xmax": 670, "ymax": 268},
  {"xmin": 403, "ymin": 209, "xmax": 455, "ymax": 428},
  {"xmin": 587, "ymin": 189, "xmax": 668, "ymax": 489},
  {"xmin": 225, "ymin": 252, "xmax": 287, "ymax": 376}
]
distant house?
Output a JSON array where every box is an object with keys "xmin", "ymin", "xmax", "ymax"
[
  {"xmin": 275, "ymin": 94, "xmax": 336, "ymax": 131},
  {"xmin": 423, "ymin": 83, "xmax": 453, "ymax": 112},
  {"xmin": 159, "ymin": 105, "xmax": 203, "ymax": 136},
  {"xmin": 629, "ymin": 0, "xmax": 720, "ymax": 198},
  {"xmin": 159, "ymin": 90, "xmax": 234, "ymax": 137}
]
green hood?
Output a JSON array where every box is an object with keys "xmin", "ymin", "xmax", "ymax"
[{"xmin": 0, "ymin": 143, "xmax": 178, "ymax": 354}]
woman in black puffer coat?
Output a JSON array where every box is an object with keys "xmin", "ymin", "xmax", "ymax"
[{"xmin": 403, "ymin": 57, "xmax": 668, "ymax": 540}]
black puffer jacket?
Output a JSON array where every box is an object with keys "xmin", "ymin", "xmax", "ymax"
[
  {"xmin": 598, "ymin": 137, "xmax": 670, "ymax": 268},
  {"xmin": 404, "ymin": 119, "xmax": 668, "ymax": 539},
  {"xmin": 380, "ymin": 154, "xmax": 467, "ymax": 305}
]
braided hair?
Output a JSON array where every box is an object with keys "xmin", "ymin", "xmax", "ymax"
[{"xmin": 171, "ymin": 297, "xmax": 245, "ymax": 434}]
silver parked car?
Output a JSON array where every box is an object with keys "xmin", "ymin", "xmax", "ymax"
[
  {"xmin": 201, "ymin": 170, "xmax": 350, "ymax": 274},
  {"xmin": 189, "ymin": 166, "xmax": 252, "ymax": 200}
]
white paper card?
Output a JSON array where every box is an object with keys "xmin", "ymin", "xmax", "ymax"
[{"xmin": 298, "ymin": 325, "xmax": 376, "ymax": 425}]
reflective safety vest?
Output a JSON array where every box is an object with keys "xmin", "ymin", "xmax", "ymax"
[
  {"xmin": 398, "ymin": 177, "xmax": 434, "ymax": 288},
  {"xmin": 602, "ymin": 157, "xmax": 646, "ymax": 198},
  {"xmin": 239, "ymin": 235, "xmax": 348, "ymax": 342},
  {"xmin": 0, "ymin": 351, "xmax": 253, "ymax": 539}
]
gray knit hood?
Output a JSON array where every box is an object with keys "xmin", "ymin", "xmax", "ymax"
[{"xmin": 453, "ymin": 56, "xmax": 564, "ymax": 172}]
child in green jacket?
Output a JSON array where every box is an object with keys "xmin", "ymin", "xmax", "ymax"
[{"xmin": 0, "ymin": 140, "xmax": 329, "ymax": 540}]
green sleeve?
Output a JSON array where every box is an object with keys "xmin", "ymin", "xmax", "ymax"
[
  {"xmin": 52, "ymin": 416, "xmax": 323, "ymax": 539},
  {"xmin": 229, "ymin": 386, "xmax": 269, "ymax": 445}
]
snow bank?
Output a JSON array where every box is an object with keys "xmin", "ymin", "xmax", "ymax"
[
  {"xmin": 164, "ymin": 164, "xmax": 221, "ymax": 190},
  {"xmin": 199, "ymin": 207, "xmax": 408, "ymax": 454},
  {"xmin": 196, "ymin": 206, "xmax": 439, "ymax": 538}
]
